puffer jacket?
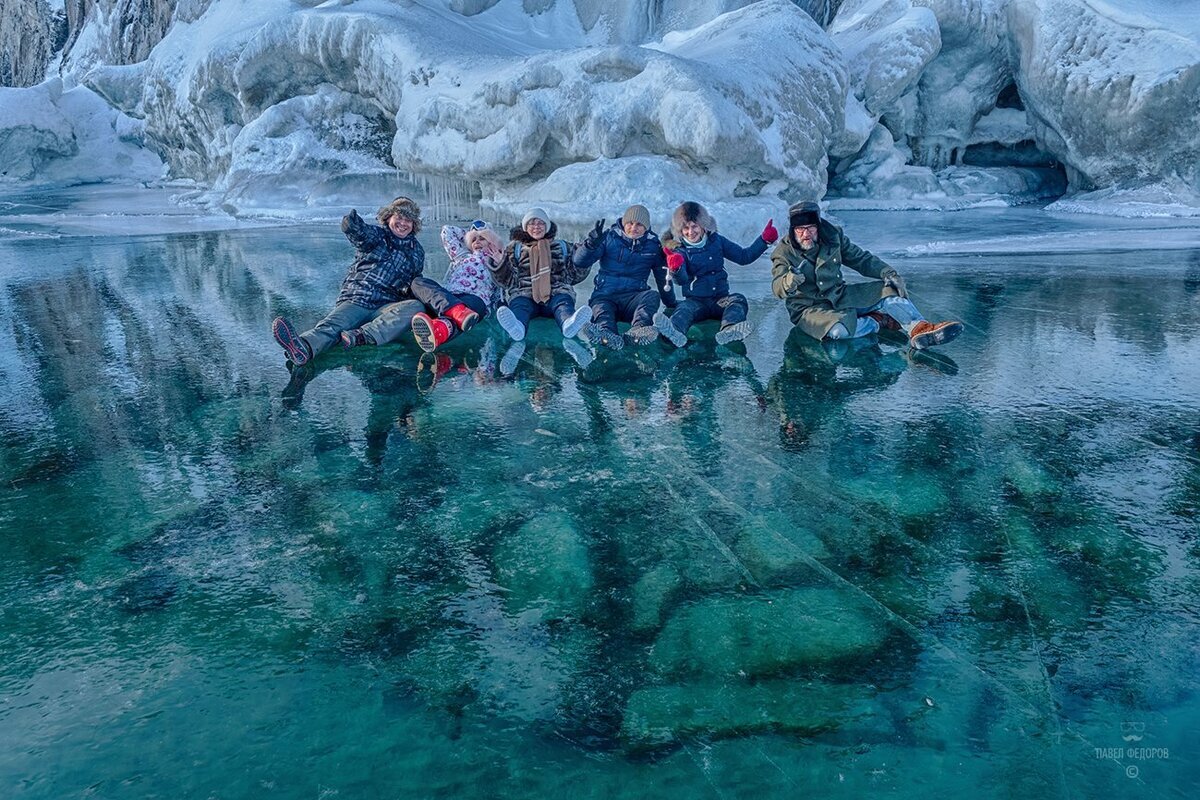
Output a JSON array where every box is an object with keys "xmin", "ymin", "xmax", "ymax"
[
  {"xmin": 336, "ymin": 210, "xmax": 425, "ymax": 308},
  {"xmin": 665, "ymin": 232, "xmax": 768, "ymax": 299},
  {"xmin": 440, "ymin": 225, "xmax": 502, "ymax": 309},
  {"xmin": 491, "ymin": 222, "xmax": 589, "ymax": 301},
  {"xmin": 574, "ymin": 223, "xmax": 675, "ymax": 306}
]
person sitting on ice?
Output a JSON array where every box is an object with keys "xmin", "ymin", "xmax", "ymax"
[
  {"xmin": 769, "ymin": 201, "xmax": 962, "ymax": 349},
  {"xmin": 491, "ymin": 207, "xmax": 594, "ymax": 344},
  {"xmin": 653, "ymin": 201, "xmax": 778, "ymax": 347},
  {"xmin": 406, "ymin": 220, "xmax": 504, "ymax": 353},
  {"xmin": 271, "ymin": 197, "xmax": 426, "ymax": 366},
  {"xmin": 572, "ymin": 204, "xmax": 676, "ymax": 351}
]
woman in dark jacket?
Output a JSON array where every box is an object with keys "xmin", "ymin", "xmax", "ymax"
[
  {"xmin": 271, "ymin": 196, "xmax": 426, "ymax": 366},
  {"xmin": 654, "ymin": 201, "xmax": 778, "ymax": 347},
  {"xmin": 574, "ymin": 204, "xmax": 676, "ymax": 350},
  {"xmin": 491, "ymin": 207, "xmax": 593, "ymax": 343}
]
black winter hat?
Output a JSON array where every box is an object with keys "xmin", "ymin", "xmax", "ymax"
[{"xmin": 788, "ymin": 200, "xmax": 821, "ymax": 229}]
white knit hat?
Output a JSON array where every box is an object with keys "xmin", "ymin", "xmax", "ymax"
[{"xmin": 521, "ymin": 208, "xmax": 550, "ymax": 228}]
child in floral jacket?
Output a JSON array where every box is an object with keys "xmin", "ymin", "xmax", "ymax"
[{"xmin": 409, "ymin": 221, "xmax": 504, "ymax": 352}]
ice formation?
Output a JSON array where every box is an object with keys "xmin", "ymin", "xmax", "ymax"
[{"xmin": 0, "ymin": 0, "xmax": 1197, "ymax": 224}]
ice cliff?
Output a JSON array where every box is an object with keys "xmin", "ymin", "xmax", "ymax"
[{"xmin": 0, "ymin": 0, "xmax": 1197, "ymax": 226}]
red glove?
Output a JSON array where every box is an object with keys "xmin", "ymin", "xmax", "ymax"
[
  {"xmin": 761, "ymin": 219, "xmax": 778, "ymax": 244},
  {"xmin": 665, "ymin": 249, "xmax": 685, "ymax": 273}
]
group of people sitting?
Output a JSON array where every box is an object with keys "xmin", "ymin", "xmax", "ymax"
[{"xmin": 270, "ymin": 196, "xmax": 963, "ymax": 370}]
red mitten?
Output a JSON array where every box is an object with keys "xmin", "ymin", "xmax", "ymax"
[
  {"xmin": 761, "ymin": 219, "xmax": 778, "ymax": 244},
  {"xmin": 665, "ymin": 249, "xmax": 685, "ymax": 273}
]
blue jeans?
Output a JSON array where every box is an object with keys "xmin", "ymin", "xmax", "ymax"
[
  {"xmin": 301, "ymin": 299, "xmax": 425, "ymax": 354},
  {"xmin": 506, "ymin": 293, "xmax": 576, "ymax": 329},
  {"xmin": 827, "ymin": 296, "xmax": 925, "ymax": 339}
]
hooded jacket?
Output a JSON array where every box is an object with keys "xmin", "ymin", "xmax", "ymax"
[
  {"xmin": 491, "ymin": 222, "xmax": 589, "ymax": 301},
  {"xmin": 336, "ymin": 209, "xmax": 425, "ymax": 308},
  {"xmin": 664, "ymin": 232, "xmax": 768, "ymax": 299},
  {"xmin": 573, "ymin": 223, "xmax": 675, "ymax": 306},
  {"xmin": 440, "ymin": 225, "xmax": 502, "ymax": 309}
]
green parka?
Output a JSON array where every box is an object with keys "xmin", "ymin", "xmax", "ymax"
[{"xmin": 770, "ymin": 219, "xmax": 900, "ymax": 341}]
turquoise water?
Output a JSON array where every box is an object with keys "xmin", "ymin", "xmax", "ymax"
[{"xmin": 1, "ymin": 213, "xmax": 1199, "ymax": 798}]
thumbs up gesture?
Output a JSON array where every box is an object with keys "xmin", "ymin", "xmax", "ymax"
[{"xmin": 761, "ymin": 219, "xmax": 779, "ymax": 244}]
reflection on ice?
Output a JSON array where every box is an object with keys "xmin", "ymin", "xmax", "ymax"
[{"xmin": 0, "ymin": 208, "xmax": 1198, "ymax": 797}]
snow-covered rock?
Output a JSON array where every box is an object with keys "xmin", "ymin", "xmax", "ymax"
[
  {"xmin": 0, "ymin": 78, "xmax": 164, "ymax": 185},
  {"xmin": 0, "ymin": 0, "xmax": 1196, "ymax": 217},
  {"xmin": 1007, "ymin": 0, "xmax": 1200, "ymax": 193},
  {"xmin": 399, "ymin": 0, "xmax": 846, "ymax": 225}
]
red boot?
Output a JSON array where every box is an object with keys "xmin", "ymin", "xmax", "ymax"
[
  {"xmin": 444, "ymin": 303, "xmax": 480, "ymax": 333},
  {"xmin": 412, "ymin": 312, "xmax": 456, "ymax": 353},
  {"xmin": 863, "ymin": 311, "xmax": 900, "ymax": 331}
]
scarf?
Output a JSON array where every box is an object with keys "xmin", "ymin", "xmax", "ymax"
[{"xmin": 527, "ymin": 238, "xmax": 553, "ymax": 303}]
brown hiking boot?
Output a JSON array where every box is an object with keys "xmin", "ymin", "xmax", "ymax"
[
  {"xmin": 909, "ymin": 320, "xmax": 964, "ymax": 350},
  {"xmin": 864, "ymin": 311, "xmax": 900, "ymax": 331}
]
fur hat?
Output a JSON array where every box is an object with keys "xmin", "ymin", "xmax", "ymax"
[
  {"xmin": 788, "ymin": 200, "xmax": 821, "ymax": 230},
  {"xmin": 621, "ymin": 204, "xmax": 651, "ymax": 229},
  {"xmin": 377, "ymin": 196, "xmax": 422, "ymax": 235},
  {"xmin": 671, "ymin": 201, "xmax": 716, "ymax": 240},
  {"xmin": 465, "ymin": 225, "xmax": 503, "ymax": 255},
  {"xmin": 521, "ymin": 208, "xmax": 551, "ymax": 229}
]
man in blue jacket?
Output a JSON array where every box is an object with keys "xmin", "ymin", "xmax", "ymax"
[{"xmin": 573, "ymin": 204, "xmax": 676, "ymax": 350}]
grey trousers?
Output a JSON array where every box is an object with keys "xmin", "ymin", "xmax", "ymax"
[{"xmin": 302, "ymin": 299, "xmax": 425, "ymax": 355}]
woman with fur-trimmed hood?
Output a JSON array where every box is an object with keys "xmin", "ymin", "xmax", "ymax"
[
  {"xmin": 271, "ymin": 196, "xmax": 426, "ymax": 367},
  {"xmin": 491, "ymin": 207, "xmax": 595, "ymax": 345},
  {"xmin": 653, "ymin": 201, "xmax": 778, "ymax": 347}
]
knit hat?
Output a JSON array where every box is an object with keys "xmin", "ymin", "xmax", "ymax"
[
  {"xmin": 377, "ymin": 196, "xmax": 422, "ymax": 234},
  {"xmin": 671, "ymin": 201, "xmax": 717, "ymax": 240},
  {"xmin": 788, "ymin": 200, "xmax": 821, "ymax": 229},
  {"xmin": 522, "ymin": 208, "xmax": 550, "ymax": 229},
  {"xmin": 621, "ymin": 204, "xmax": 651, "ymax": 229}
]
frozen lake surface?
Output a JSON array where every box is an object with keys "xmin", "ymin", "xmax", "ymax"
[{"xmin": 1, "ymin": 188, "xmax": 1199, "ymax": 798}]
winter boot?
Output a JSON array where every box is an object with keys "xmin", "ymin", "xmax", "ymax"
[
  {"xmin": 584, "ymin": 323, "xmax": 624, "ymax": 351},
  {"xmin": 561, "ymin": 305, "xmax": 593, "ymax": 339},
  {"xmin": 445, "ymin": 303, "xmax": 480, "ymax": 333},
  {"xmin": 339, "ymin": 328, "xmax": 370, "ymax": 349},
  {"xmin": 653, "ymin": 310, "xmax": 688, "ymax": 348},
  {"xmin": 714, "ymin": 320, "xmax": 753, "ymax": 346},
  {"xmin": 496, "ymin": 306, "xmax": 526, "ymax": 341},
  {"xmin": 625, "ymin": 325, "xmax": 659, "ymax": 346},
  {"xmin": 909, "ymin": 320, "xmax": 964, "ymax": 350},
  {"xmin": 272, "ymin": 316, "xmax": 312, "ymax": 366},
  {"xmin": 411, "ymin": 312, "xmax": 456, "ymax": 353}
]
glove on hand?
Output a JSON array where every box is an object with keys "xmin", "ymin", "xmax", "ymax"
[
  {"xmin": 882, "ymin": 270, "xmax": 907, "ymax": 298},
  {"xmin": 585, "ymin": 219, "xmax": 605, "ymax": 249},
  {"xmin": 341, "ymin": 208, "xmax": 361, "ymax": 232},
  {"xmin": 761, "ymin": 219, "xmax": 779, "ymax": 244},
  {"xmin": 665, "ymin": 249, "xmax": 685, "ymax": 273}
]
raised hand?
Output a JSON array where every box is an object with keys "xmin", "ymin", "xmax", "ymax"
[
  {"xmin": 761, "ymin": 218, "xmax": 778, "ymax": 244},
  {"xmin": 665, "ymin": 249, "xmax": 685, "ymax": 273},
  {"xmin": 585, "ymin": 218, "xmax": 606, "ymax": 248}
]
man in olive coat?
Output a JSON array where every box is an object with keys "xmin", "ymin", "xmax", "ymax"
[{"xmin": 770, "ymin": 201, "xmax": 962, "ymax": 349}]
